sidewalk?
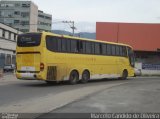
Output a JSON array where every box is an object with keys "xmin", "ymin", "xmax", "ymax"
[{"xmin": 0, "ymin": 73, "xmax": 18, "ymax": 83}]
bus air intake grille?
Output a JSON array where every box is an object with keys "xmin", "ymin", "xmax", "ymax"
[{"xmin": 47, "ymin": 66, "xmax": 57, "ymax": 80}]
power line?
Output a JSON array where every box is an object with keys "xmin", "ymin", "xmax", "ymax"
[{"xmin": 62, "ymin": 21, "xmax": 76, "ymax": 36}]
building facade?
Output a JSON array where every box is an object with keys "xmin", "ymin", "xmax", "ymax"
[
  {"xmin": 0, "ymin": 0, "xmax": 52, "ymax": 32},
  {"xmin": 96, "ymin": 22, "xmax": 160, "ymax": 75},
  {"xmin": 0, "ymin": 22, "xmax": 22, "ymax": 68},
  {"xmin": 38, "ymin": 10, "xmax": 52, "ymax": 32}
]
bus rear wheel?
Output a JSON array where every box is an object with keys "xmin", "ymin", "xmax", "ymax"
[
  {"xmin": 121, "ymin": 70, "xmax": 128, "ymax": 80},
  {"xmin": 81, "ymin": 70, "xmax": 90, "ymax": 83},
  {"xmin": 69, "ymin": 70, "xmax": 79, "ymax": 85}
]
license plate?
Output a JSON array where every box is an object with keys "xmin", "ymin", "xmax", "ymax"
[{"xmin": 21, "ymin": 66, "xmax": 35, "ymax": 71}]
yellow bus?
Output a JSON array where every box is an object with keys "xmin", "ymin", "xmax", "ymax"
[{"xmin": 16, "ymin": 32, "xmax": 135, "ymax": 84}]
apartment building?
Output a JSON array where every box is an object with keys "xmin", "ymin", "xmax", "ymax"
[
  {"xmin": 0, "ymin": 0, "xmax": 52, "ymax": 32},
  {"xmin": 0, "ymin": 22, "xmax": 22, "ymax": 68},
  {"xmin": 38, "ymin": 10, "xmax": 52, "ymax": 32}
]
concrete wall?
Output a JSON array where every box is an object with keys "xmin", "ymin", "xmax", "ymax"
[
  {"xmin": 135, "ymin": 63, "xmax": 160, "ymax": 76},
  {"xmin": 29, "ymin": 1, "xmax": 38, "ymax": 32}
]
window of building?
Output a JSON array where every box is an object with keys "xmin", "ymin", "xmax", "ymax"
[
  {"xmin": 0, "ymin": 53, "xmax": 5, "ymax": 68},
  {"xmin": 14, "ymin": 20, "xmax": 20, "ymax": 24},
  {"xmin": 20, "ymin": 29, "xmax": 29, "ymax": 32},
  {"xmin": 22, "ymin": 4, "xmax": 30, "ymax": 8},
  {"xmin": 21, "ymin": 21, "xmax": 29, "ymax": 25},
  {"xmin": 14, "ymin": 11, "xmax": 20, "ymax": 15},
  {"xmin": 38, "ymin": 15, "xmax": 44, "ymax": 18},
  {"xmin": 2, "ymin": 30, "xmax": 5, "ymax": 38},
  {"xmin": 15, "ymin": 3, "xmax": 20, "ymax": 7},
  {"xmin": 21, "ymin": 12, "xmax": 29, "ymax": 17},
  {"xmin": 12, "ymin": 55, "xmax": 16, "ymax": 64},
  {"xmin": 6, "ymin": 54, "xmax": 11, "ymax": 64},
  {"xmin": 8, "ymin": 32, "xmax": 11, "ymax": 40},
  {"xmin": 14, "ymin": 34, "xmax": 17, "ymax": 41},
  {"xmin": 45, "ymin": 16, "xmax": 52, "ymax": 20}
]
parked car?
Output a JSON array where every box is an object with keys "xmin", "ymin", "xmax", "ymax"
[
  {"xmin": 3, "ymin": 64, "xmax": 15, "ymax": 72},
  {"xmin": 134, "ymin": 68, "xmax": 142, "ymax": 76}
]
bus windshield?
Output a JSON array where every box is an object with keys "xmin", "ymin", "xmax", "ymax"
[{"xmin": 17, "ymin": 33, "xmax": 41, "ymax": 47}]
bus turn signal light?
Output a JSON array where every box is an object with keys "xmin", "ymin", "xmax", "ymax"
[{"xmin": 40, "ymin": 63, "xmax": 44, "ymax": 71}]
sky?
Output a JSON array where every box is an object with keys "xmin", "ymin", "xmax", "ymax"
[{"xmin": 32, "ymin": 0, "xmax": 160, "ymax": 33}]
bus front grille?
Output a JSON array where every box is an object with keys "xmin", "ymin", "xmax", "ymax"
[{"xmin": 47, "ymin": 66, "xmax": 57, "ymax": 80}]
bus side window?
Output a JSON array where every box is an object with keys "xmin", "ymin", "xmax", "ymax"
[
  {"xmin": 119, "ymin": 46, "xmax": 123, "ymax": 56},
  {"xmin": 71, "ymin": 40, "xmax": 78, "ymax": 53},
  {"xmin": 46, "ymin": 36, "xmax": 58, "ymax": 52},
  {"xmin": 112, "ymin": 45, "xmax": 116, "ymax": 56},
  {"xmin": 62, "ymin": 38, "xmax": 67, "ymax": 52},
  {"xmin": 86, "ymin": 41, "xmax": 92, "ymax": 54},
  {"xmin": 102, "ymin": 44, "xmax": 107, "ymax": 55},
  {"xmin": 95, "ymin": 43, "xmax": 100, "ymax": 55},
  {"xmin": 57, "ymin": 38, "xmax": 62, "ymax": 52},
  {"xmin": 78, "ymin": 40, "xmax": 82, "ymax": 53},
  {"xmin": 107, "ymin": 44, "xmax": 111, "ymax": 56},
  {"xmin": 116, "ymin": 45, "xmax": 120, "ymax": 56},
  {"xmin": 122, "ymin": 46, "xmax": 127, "ymax": 57},
  {"xmin": 91, "ymin": 42, "xmax": 95, "ymax": 54},
  {"xmin": 66, "ymin": 39, "xmax": 71, "ymax": 52},
  {"xmin": 82, "ymin": 41, "xmax": 86, "ymax": 53}
]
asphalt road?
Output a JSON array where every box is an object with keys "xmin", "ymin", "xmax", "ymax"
[{"xmin": 0, "ymin": 75, "xmax": 160, "ymax": 119}]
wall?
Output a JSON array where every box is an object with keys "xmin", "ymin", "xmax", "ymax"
[
  {"xmin": 0, "ymin": 23, "xmax": 22, "ymax": 68},
  {"xmin": 135, "ymin": 63, "xmax": 160, "ymax": 76},
  {"xmin": 29, "ymin": 1, "xmax": 38, "ymax": 32},
  {"xmin": 96, "ymin": 22, "xmax": 160, "ymax": 51}
]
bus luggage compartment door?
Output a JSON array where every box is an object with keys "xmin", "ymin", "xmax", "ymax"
[{"xmin": 17, "ymin": 52, "xmax": 41, "ymax": 72}]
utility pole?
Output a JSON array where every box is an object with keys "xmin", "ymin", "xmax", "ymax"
[
  {"xmin": 62, "ymin": 21, "xmax": 76, "ymax": 36},
  {"xmin": 116, "ymin": 23, "xmax": 119, "ymax": 43}
]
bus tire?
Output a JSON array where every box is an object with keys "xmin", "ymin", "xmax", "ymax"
[
  {"xmin": 69, "ymin": 70, "xmax": 79, "ymax": 85},
  {"xmin": 121, "ymin": 70, "xmax": 128, "ymax": 80},
  {"xmin": 81, "ymin": 70, "xmax": 90, "ymax": 83}
]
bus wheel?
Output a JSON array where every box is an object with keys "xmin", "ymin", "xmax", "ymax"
[
  {"xmin": 121, "ymin": 70, "xmax": 128, "ymax": 80},
  {"xmin": 69, "ymin": 70, "xmax": 79, "ymax": 85},
  {"xmin": 81, "ymin": 70, "xmax": 90, "ymax": 83}
]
